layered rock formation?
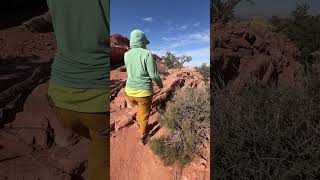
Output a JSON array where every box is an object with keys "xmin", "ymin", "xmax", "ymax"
[{"xmin": 211, "ymin": 22, "xmax": 304, "ymax": 89}]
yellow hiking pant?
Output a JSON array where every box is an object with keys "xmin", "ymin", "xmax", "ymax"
[
  {"xmin": 127, "ymin": 95, "xmax": 153, "ymax": 136},
  {"xmin": 53, "ymin": 107, "xmax": 109, "ymax": 180}
]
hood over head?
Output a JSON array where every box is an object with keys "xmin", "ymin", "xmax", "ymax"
[{"xmin": 129, "ymin": 29, "xmax": 150, "ymax": 48}]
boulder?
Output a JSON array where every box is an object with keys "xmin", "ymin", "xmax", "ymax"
[
  {"xmin": 110, "ymin": 34, "xmax": 129, "ymax": 47},
  {"xmin": 211, "ymin": 22, "xmax": 304, "ymax": 89}
]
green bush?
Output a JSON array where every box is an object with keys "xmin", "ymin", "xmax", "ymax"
[
  {"xmin": 211, "ymin": 0, "xmax": 254, "ymax": 24},
  {"xmin": 150, "ymin": 88, "xmax": 210, "ymax": 168},
  {"xmin": 212, "ymin": 75, "xmax": 320, "ymax": 179},
  {"xmin": 195, "ymin": 63, "xmax": 210, "ymax": 82},
  {"xmin": 162, "ymin": 52, "xmax": 192, "ymax": 69},
  {"xmin": 270, "ymin": 3, "xmax": 320, "ymax": 71}
]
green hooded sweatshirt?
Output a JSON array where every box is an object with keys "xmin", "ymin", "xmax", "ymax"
[
  {"xmin": 47, "ymin": 0, "xmax": 109, "ymax": 89},
  {"xmin": 47, "ymin": 0, "xmax": 109, "ymax": 113},
  {"xmin": 124, "ymin": 30, "xmax": 163, "ymax": 96}
]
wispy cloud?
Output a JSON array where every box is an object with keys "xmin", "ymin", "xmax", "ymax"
[
  {"xmin": 177, "ymin": 47, "xmax": 209, "ymax": 58},
  {"xmin": 162, "ymin": 29, "xmax": 210, "ymax": 48},
  {"xmin": 180, "ymin": 25, "xmax": 188, "ymax": 30},
  {"xmin": 165, "ymin": 21, "xmax": 201, "ymax": 33},
  {"xmin": 141, "ymin": 17, "xmax": 153, "ymax": 22},
  {"xmin": 168, "ymin": 24, "xmax": 188, "ymax": 32},
  {"xmin": 193, "ymin": 22, "xmax": 201, "ymax": 27},
  {"xmin": 188, "ymin": 32, "xmax": 209, "ymax": 42}
]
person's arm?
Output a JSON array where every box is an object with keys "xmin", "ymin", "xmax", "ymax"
[{"xmin": 146, "ymin": 53, "xmax": 163, "ymax": 88}]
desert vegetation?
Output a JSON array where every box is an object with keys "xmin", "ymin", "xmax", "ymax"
[
  {"xmin": 211, "ymin": 0, "xmax": 253, "ymax": 23},
  {"xmin": 149, "ymin": 52, "xmax": 210, "ymax": 172},
  {"xmin": 212, "ymin": 75, "xmax": 320, "ymax": 179},
  {"xmin": 270, "ymin": 3, "xmax": 320, "ymax": 72},
  {"xmin": 162, "ymin": 52, "xmax": 192, "ymax": 69},
  {"xmin": 195, "ymin": 63, "xmax": 210, "ymax": 82},
  {"xmin": 150, "ymin": 88, "xmax": 210, "ymax": 168},
  {"xmin": 211, "ymin": 0, "xmax": 320, "ymax": 179}
]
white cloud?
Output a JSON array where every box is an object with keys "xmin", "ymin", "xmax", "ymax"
[
  {"xmin": 161, "ymin": 29, "xmax": 210, "ymax": 48},
  {"xmin": 193, "ymin": 22, "xmax": 201, "ymax": 27},
  {"xmin": 167, "ymin": 24, "xmax": 188, "ymax": 32},
  {"xmin": 162, "ymin": 37, "xmax": 176, "ymax": 41},
  {"xmin": 141, "ymin": 17, "xmax": 153, "ymax": 22},
  {"xmin": 188, "ymin": 32, "xmax": 210, "ymax": 42},
  {"xmin": 177, "ymin": 47, "xmax": 209, "ymax": 58},
  {"xmin": 180, "ymin": 25, "xmax": 188, "ymax": 30}
]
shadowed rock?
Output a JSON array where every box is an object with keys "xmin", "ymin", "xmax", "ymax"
[
  {"xmin": 211, "ymin": 22, "xmax": 304, "ymax": 89},
  {"xmin": 22, "ymin": 11, "xmax": 53, "ymax": 33}
]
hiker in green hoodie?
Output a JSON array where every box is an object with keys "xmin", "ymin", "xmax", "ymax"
[
  {"xmin": 46, "ymin": 0, "xmax": 109, "ymax": 180},
  {"xmin": 124, "ymin": 29, "xmax": 163, "ymax": 145}
]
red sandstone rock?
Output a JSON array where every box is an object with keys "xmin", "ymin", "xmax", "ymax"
[
  {"xmin": 211, "ymin": 22, "xmax": 304, "ymax": 88},
  {"xmin": 110, "ymin": 34, "xmax": 129, "ymax": 47}
]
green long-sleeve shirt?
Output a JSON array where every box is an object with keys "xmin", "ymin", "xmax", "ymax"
[
  {"xmin": 124, "ymin": 30, "xmax": 163, "ymax": 93},
  {"xmin": 46, "ymin": 0, "xmax": 109, "ymax": 113},
  {"xmin": 47, "ymin": 0, "xmax": 109, "ymax": 89}
]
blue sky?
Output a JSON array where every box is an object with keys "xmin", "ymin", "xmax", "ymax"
[
  {"xmin": 111, "ymin": 0, "xmax": 210, "ymax": 67},
  {"xmin": 235, "ymin": 0, "xmax": 320, "ymax": 18}
]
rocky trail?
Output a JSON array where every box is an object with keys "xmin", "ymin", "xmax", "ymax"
[
  {"xmin": 109, "ymin": 66, "xmax": 210, "ymax": 180},
  {"xmin": 109, "ymin": 35, "xmax": 210, "ymax": 180},
  {"xmin": 0, "ymin": 15, "xmax": 210, "ymax": 179}
]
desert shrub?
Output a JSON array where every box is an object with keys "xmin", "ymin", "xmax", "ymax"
[
  {"xmin": 162, "ymin": 52, "xmax": 192, "ymax": 69},
  {"xmin": 150, "ymin": 88, "xmax": 210, "ymax": 168},
  {"xmin": 270, "ymin": 3, "xmax": 320, "ymax": 71},
  {"xmin": 195, "ymin": 63, "xmax": 210, "ymax": 82},
  {"xmin": 212, "ymin": 75, "xmax": 320, "ymax": 179},
  {"xmin": 211, "ymin": 0, "xmax": 254, "ymax": 24},
  {"xmin": 211, "ymin": 0, "xmax": 235, "ymax": 24}
]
